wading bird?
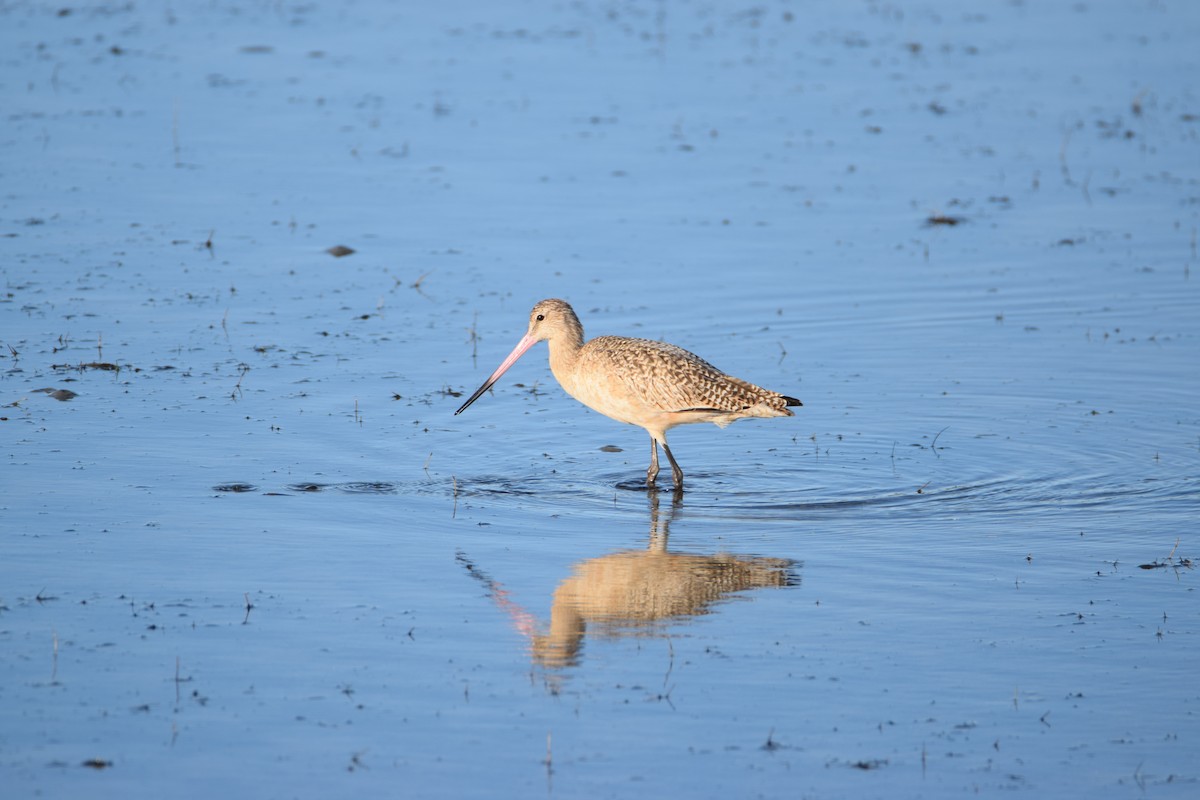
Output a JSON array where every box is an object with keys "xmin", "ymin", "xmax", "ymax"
[{"xmin": 455, "ymin": 299, "xmax": 801, "ymax": 490}]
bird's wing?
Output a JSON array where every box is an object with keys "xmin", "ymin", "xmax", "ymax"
[{"xmin": 584, "ymin": 337, "xmax": 780, "ymax": 414}]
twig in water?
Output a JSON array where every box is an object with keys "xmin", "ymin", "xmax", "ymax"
[
  {"xmin": 1059, "ymin": 127, "xmax": 1075, "ymax": 186},
  {"xmin": 777, "ymin": 340, "xmax": 787, "ymax": 364},
  {"xmin": 172, "ymin": 100, "xmax": 182, "ymax": 167},
  {"xmin": 231, "ymin": 363, "xmax": 250, "ymax": 400},
  {"xmin": 411, "ymin": 270, "xmax": 435, "ymax": 298},
  {"xmin": 242, "ymin": 592, "xmax": 254, "ymax": 624},
  {"xmin": 452, "ymin": 475, "xmax": 458, "ymax": 518},
  {"xmin": 52, "ymin": 628, "xmax": 59, "ymax": 681},
  {"xmin": 96, "ymin": 333, "xmax": 103, "ymax": 361},
  {"xmin": 423, "ymin": 452, "xmax": 433, "ymax": 476},
  {"xmin": 467, "ymin": 311, "xmax": 480, "ymax": 362},
  {"xmin": 930, "ymin": 425, "xmax": 949, "ymax": 456},
  {"xmin": 663, "ymin": 637, "xmax": 675, "ymax": 690}
]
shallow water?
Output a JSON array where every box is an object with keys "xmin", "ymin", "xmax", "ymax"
[{"xmin": 3, "ymin": 1, "xmax": 1199, "ymax": 797}]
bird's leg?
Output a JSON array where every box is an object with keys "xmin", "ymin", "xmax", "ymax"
[
  {"xmin": 661, "ymin": 441, "xmax": 684, "ymax": 489},
  {"xmin": 647, "ymin": 437, "xmax": 660, "ymax": 486}
]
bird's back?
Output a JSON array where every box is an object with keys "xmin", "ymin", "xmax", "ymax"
[{"xmin": 575, "ymin": 335, "xmax": 797, "ymax": 420}]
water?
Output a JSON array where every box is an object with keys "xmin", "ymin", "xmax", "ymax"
[{"xmin": 3, "ymin": 1, "xmax": 1198, "ymax": 797}]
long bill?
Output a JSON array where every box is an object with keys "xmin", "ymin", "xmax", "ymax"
[{"xmin": 454, "ymin": 332, "xmax": 539, "ymax": 415}]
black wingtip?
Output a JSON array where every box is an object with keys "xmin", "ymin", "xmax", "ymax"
[{"xmin": 783, "ymin": 395, "xmax": 803, "ymax": 407}]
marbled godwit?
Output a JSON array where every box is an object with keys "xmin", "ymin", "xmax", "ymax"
[{"xmin": 455, "ymin": 299, "xmax": 801, "ymax": 489}]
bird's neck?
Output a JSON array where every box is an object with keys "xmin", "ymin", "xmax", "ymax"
[{"xmin": 547, "ymin": 328, "xmax": 585, "ymax": 385}]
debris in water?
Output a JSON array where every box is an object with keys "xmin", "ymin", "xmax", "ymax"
[
  {"xmin": 327, "ymin": 245, "xmax": 355, "ymax": 258},
  {"xmin": 33, "ymin": 388, "xmax": 78, "ymax": 401},
  {"xmin": 51, "ymin": 361, "xmax": 122, "ymax": 372}
]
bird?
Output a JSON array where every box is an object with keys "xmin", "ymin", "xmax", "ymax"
[{"xmin": 455, "ymin": 298, "xmax": 801, "ymax": 489}]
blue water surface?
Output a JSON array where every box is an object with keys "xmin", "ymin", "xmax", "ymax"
[{"xmin": 3, "ymin": 1, "xmax": 1198, "ymax": 798}]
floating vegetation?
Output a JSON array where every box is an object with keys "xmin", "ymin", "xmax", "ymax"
[
  {"xmin": 51, "ymin": 361, "xmax": 123, "ymax": 372},
  {"xmin": 1138, "ymin": 538, "xmax": 1192, "ymax": 570}
]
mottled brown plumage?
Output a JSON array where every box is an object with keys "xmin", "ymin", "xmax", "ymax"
[{"xmin": 456, "ymin": 298, "xmax": 801, "ymax": 489}]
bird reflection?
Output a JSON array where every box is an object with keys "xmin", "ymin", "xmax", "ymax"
[{"xmin": 457, "ymin": 491, "xmax": 798, "ymax": 670}]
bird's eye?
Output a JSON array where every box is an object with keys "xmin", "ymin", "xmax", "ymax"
[{"xmin": 536, "ymin": 314, "xmax": 545, "ymax": 321}]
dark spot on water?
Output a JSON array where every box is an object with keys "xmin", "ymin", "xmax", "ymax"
[
  {"xmin": 288, "ymin": 483, "xmax": 329, "ymax": 492},
  {"xmin": 214, "ymin": 483, "xmax": 257, "ymax": 493},
  {"xmin": 81, "ymin": 758, "xmax": 113, "ymax": 770},
  {"xmin": 599, "ymin": 444, "xmax": 623, "ymax": 453},
  {"xmin": 925, "ymin": 214, "xmax": 964, "ymax": 227},
  {"xmin": 326, "ymin": 245, "xmax": 355, "ymax": 257}
]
